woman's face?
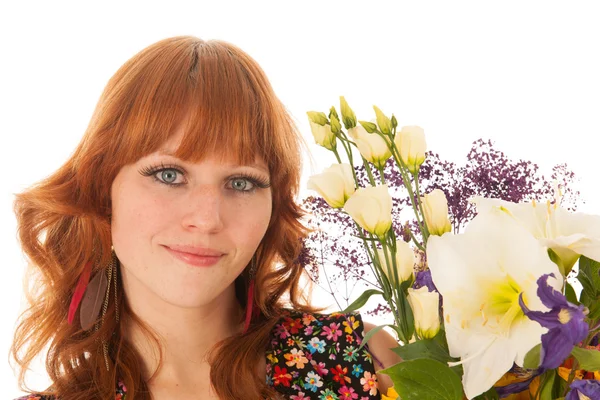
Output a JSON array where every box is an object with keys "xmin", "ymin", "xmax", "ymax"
[{"xmin": 110, "ymin": 128, "xmax": 272, "ymax": 311}]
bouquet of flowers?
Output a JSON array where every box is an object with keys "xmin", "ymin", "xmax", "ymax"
[{"xmin": 305, "ymin": 97, "xmax": 600, "ymax": 400}]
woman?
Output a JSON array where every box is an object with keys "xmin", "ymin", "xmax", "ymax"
[{"xmin": 11, "ymin": 36, "xmax": 400, "ymax": 399}]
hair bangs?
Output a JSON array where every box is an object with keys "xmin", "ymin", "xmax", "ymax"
[
  {"xmin": 110, "ymin": 38, "xmax": 282, "ymax": 170},
  {"xmin": 172, "ymin": 42, "xmax": 282, "ymax": 169}
]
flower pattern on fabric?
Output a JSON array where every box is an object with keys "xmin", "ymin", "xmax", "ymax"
[{"xmin": 266, "ymin": 310, "xmax": 379, "ymax": 399}]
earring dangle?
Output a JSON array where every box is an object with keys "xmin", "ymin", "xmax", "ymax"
[
  {"xmin": 99, "ymin": 251, "xmax": 119, "ymax": 371},
  {"xmin": 67, "ymin": 249, "xmax": 119, "ymax": 371},
  {"xmin": 242, "ymin": 256, "xmax": 259, "ymax": 334}
]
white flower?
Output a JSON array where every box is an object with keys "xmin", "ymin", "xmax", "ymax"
[
  {"xmin": 421, "ymin": 189, "xmax": 452, "ymax": 236},
  {"xmin": 344, "ymin": 185, "xmax": 393, "ymax": 238},
  {"xmin": 376, "ymin": 240, "xmax": 415, "ymax": 284},
  {"xmin": 426, "ymin": 207, "xmax": 561, "ymax": 399},
  {"xmin": 307, "ymin": 164, "xmax": 356, "ymax": 208},
  {"xmin": 394, "ymin": 125, "xmax": 427, "ymax": 173},
  {"xmin": 407, "ymin": 286, "xmax": 441, "ymax": 339},
  {"xmin": 473, "ymin": 197, "xmax": 600, "ymax": 274},
  {"xmin": 348, "ymin": 125, "xmax": 392, "ymax": 169}
]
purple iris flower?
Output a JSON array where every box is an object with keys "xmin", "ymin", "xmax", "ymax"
[
  {"xmin": 519, "ymin": 273, "xmax": 589, "ymax": 370},
  {"xmin": 413, "ymin": 270, "xmax": 438, "ymax": 293},
  {"xmin": 565, "ymin": 379, "xmax": 600, "ymax": 400},
  {"xmin": 495, "ymin": 373, "xmax": 540, "ymax": 398}
]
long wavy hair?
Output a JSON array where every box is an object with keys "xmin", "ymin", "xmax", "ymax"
[{"xmin": 11, "ymin": 36, "xmax": 321, "ymax": 400}]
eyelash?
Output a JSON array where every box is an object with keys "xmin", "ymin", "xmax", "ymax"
[{"xmin": 138, "ymin": 162, "xmax": 271, "ymax": 193}]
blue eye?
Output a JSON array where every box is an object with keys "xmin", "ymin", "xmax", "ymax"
[
  {"xmin": 159, "ymin": 169, "xmax": 179, "ymax": 184},
  {"xmin": 139, "ymin": 163, "xmax": 185, "ymax": 186},
  {"xmin": 228, "ymin": 174, "xmax": 271, "ymax": 193}
]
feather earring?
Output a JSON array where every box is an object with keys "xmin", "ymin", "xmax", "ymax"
[{"xmin": 67, "ymin": 261, "xmax": 93, "ymax": 325}]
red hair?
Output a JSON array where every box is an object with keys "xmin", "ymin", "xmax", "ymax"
[{"xmin": 11, "ymin": 36, "xmax": 321, "ymax": 399}]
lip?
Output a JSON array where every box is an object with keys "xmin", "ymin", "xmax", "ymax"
[{"xmin": 162, "ymin": 245, "xmax": 225, "ymax": 267}]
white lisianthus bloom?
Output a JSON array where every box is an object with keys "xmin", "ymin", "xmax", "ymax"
[
  {"xmin": 394, "ymin": 125, "xmax": 427, "ymax": 173},
  {"xmin": 376, "ymin": 240, "xmax": 415, "ymax": 284},
  {"xmin": 344, "ymin": 185, "xmax": 393, "ymax": 238},
  {"xmin": 307, "ymin": 164, "xmax": 356, "ymax": 208},
  {"xmin": 421, "ymin": 189, "xmax": 452, "ymax": 236},
  {"xmin": 473, "ymin": 197, "xmax": 600, "ymax": 274},
  {"xmin": 427, "ymin": 207, "xmax": 561, "ymax": 399},
  {"xmin": 347, "ymin": 125, "xmax": 392, "ymax": 169},
  {"xmin": 308, "ymin": 121, "xmax": 336, "ymax": 150},
  {"xmin": 407, "ymin": 286, "xmax": 441, "ymax": 339}
]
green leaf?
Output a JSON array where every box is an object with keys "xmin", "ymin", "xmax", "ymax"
[
  {"xmin": 392, "ymin": 338, "xmax": 454, "ymax": 365},
  {"xmin": 472, "ymin": 387, "xmax": 499, "ymax": 400},
  {"xmin": 538, "ymin": 369, "xmax": 557, "ymax": 400},
  {"xmin": 358, "ymin": 323, "xmax": 389, "ymax": 351},
  {"xmin": 565, "ymin": 281, "xmax": 579, "ymax": 304},
  {"xmin": 342, "ymin": 289, "xmax": 384, "ymax": 313},
  {"xmin": 578, "ymin": 256, "xmax": 600, "ymax": 311},
  {"xmin": 523, "ymin": 344, "xmax": 542, "ymax": 369},
  {"xmin": 380, "ymin": 358, "xmax": 463, "ymax": 400},
  {"xmin": 571, "ymin": 346, "xmax": 600, "ymax": 371}
]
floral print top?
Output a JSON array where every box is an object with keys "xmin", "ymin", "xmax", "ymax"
[
  {"xmin": 15, "ymin": 310, "xmax": 380, "ymax": 400},
  {"xmin": 266, "ymin": 309, "xmax": 380, "ymax": 400}
]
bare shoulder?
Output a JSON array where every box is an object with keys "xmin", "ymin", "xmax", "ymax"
[{"xmin": 362, "ymin": 321, "xmax": 403, "ymax": 394}]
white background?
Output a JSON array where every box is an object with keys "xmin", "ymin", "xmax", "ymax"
[{"xmin": 1, "ymin": 1, "xmax": 599, "ymax": 397}]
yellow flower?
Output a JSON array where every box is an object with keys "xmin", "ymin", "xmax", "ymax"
[
  {"xmin": 381, "ymin": 387, "xmax": 400, "ymax": 400},
  {"xmin": 421, "ymin": 189, "xmax": 452, "ymax": 236},
  {"xmin": 395, "ymin": 125, "xmax": 427, "ymax": 173},
  {"xmin": 344, "ymin": 185, "xmax": 393, "ymax": 238},
  {"xmin": 376, "ymin": 240, "xmax": 415, "ymax": 284},
  {"xmin": 307, "ymin": 164, "xmax": 356, "ymax": 208},
  {"xmin": 348, "ymin": 124, "xmax": 392, "ymax": 169},
  {"xmin": 407, "ymin": 287, "xmax": 440, "ymax": 339},
  {"xmin": 342, "ymin": 315, "xmax": 360, "ymax": 334},
  {"xmin": 308, "ymin": 120, "xmax": 337, "ymax": 150}
]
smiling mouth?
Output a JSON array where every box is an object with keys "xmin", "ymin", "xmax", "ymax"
[{"xmin": 163, "ymin": 246, "xmax": 224, "ymax": 267}]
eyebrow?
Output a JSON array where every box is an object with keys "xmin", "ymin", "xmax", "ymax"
[{"xmin": 156, "ymin": 149, "xmax": 269, "ymax": 174}]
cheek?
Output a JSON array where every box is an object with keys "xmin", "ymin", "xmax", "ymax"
[
  {"xmin": 110, "ymin": 179, "xmax": 170, "ymax": 254},
  {"xmin": 226, "ymin": 195, "xmax": 272, "ymax": 249}
]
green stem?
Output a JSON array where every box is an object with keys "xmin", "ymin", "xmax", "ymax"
[
  {"xmin": 378, "ymin": 166, "xmax": 386, "ymax": 185},
  {"xmin": 337, "ymin": 131, "xmax": 359, "ymax": 188},
  {"xmin": 389, "ymin": 145, "xmax": 426, "ymax": 240},
  {"xmin": 362, "ymin": 158, "xmax": 376, "ymax": 186},
  {"xmin": 332, "ymin": 146, "xmax": 342, "ymax": 164},
  {"xmin": 413, "ymin": 171, "xmax": 430, "ymax": 244}
]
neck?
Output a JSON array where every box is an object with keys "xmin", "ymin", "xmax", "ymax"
[{"xmin": 123, "ymin": 284, "xmax": 244, "ymax": 387}]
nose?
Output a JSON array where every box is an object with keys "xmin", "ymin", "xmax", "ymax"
[{"xmin": 180, "ymin": 186, "xmax": 225, "ymax": 232}]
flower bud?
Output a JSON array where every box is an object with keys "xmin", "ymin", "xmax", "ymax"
[
  {"xmin": 340, "ymin": 96, "xmax": 357, "ymax": 129},
  {"xmin": 308, "ymin": 121, "xmax": 336, "ymax": 151},
  {"xmin": 307, "ymin": 164, "xmax": 355, "ymax": 208},
  {"xmin": 344, "ymin": 185, "xmax": 393, "ymax": 238},
  {"xmin": 373, "ymin": 105, "xmax": 392, "ymax": 135},
  {"xmin": 376, "ymin": 240, "xmax": 415, "ymax": 284},
  {"xmin": 421, "ymin": 189, "xmax": 452, "ymax": 236},
  {"xmin": 307, "ymin": 111, "xmax": 328, "ymax": 125},
  {"xmin": 407, "ymin": 286, "xmax": 441, "ymax": 339},
  {"xmin": 394, "ymin": 125, "xmax": 427, "ymax": 173},
  {"xmin": 347, "ymin": 125, "xmax": 392, "ymax": 169}
]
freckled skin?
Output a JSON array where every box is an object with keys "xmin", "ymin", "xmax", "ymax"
[{"xmin": 110, "ymin": 128, "xmax": 272, "ymax": 312}]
